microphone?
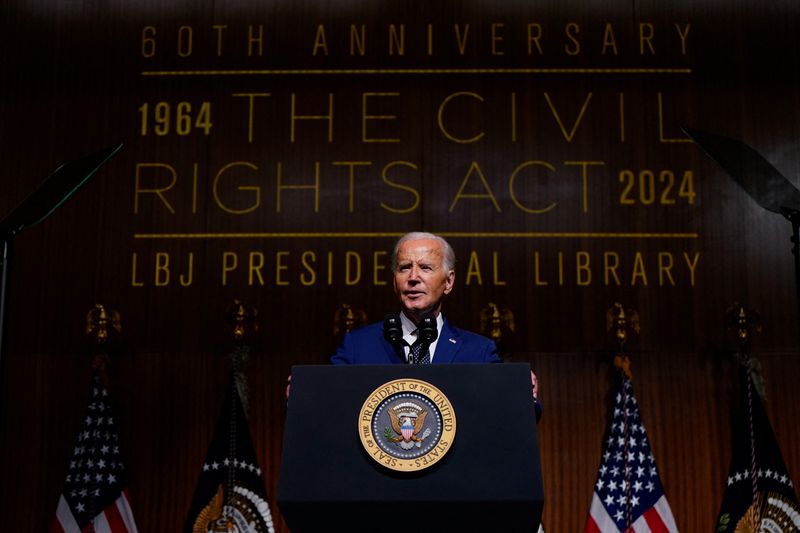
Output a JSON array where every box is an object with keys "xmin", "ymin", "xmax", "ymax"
[
  {"xmin": 383, "ymin": 313, "xmax": 404, "ymax": 346},
  {"xmin": 417, "ymin": 311, "xmax": 438, "ymax": 344}
]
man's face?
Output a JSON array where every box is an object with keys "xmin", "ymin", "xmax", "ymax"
[{"xmin": 393, "ymin": 238, "xmax": 455, "ymax": 322}]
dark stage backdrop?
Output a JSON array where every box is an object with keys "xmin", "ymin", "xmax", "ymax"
[{"xmin": 0, "ymin": 1, "xmax": 798, "ymax": 530}]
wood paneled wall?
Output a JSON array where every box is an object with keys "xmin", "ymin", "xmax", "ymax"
[{"xmin": 0, "ymin": 0, "xmax": 798, "ymax": 530}]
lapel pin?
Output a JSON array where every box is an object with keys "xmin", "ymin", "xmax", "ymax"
[{"xmin": 448, "ymin": 338, "xmax": 457, "ymax": 344}]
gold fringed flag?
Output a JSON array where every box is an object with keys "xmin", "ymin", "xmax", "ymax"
[
  {"xmin": 184, "ymin": 371, "xmax": 274, "ymax": 533},
  {"xmin": 715, "ymin": 365, "xmax": 800, "ymax": 532},
  {"xmin": 50, "ymin": 370, "xmax": 139, "ymax": 532}
]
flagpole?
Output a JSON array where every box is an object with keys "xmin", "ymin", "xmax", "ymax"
[
  {"xmin": 729, "ymin": 304, "xmax": 764, "ymax": 530},
  {"xmin": 584, "ymin": 303, "xmax": 679, "ymax": 533}
]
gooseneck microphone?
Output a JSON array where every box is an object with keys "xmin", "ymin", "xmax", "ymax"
[
  {"xmin": 383, "ymin": 313, "xmax": 408, "ymax": 361},
  {"xmin": 383, "ymin": 312, "xmax": 404, "ymax": 345},
  {"xmin": 384, "ymin": 311, "xmax": 438, "ymax": 363},
  {"xmin": 417, "ymin": 311, "xmax": 438, "ymax": 344}
]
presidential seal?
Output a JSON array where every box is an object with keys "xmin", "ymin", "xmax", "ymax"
[
  {"xmin": 732, "ymin": 492, "xmax": 800, "ymax": 532},
  {"xmin": 358, "ymin": 378, "xmax": 456, "ymax": 472}
]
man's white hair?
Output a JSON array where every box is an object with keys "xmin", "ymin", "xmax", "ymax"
[{"xmin": 391, "ymin": 232, "xmax": 456, "ymax": 272}]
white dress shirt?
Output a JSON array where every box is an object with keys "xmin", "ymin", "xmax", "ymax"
[{"xmin": 398, "ymin": 311, "xmax": 444, "ymax": 363}]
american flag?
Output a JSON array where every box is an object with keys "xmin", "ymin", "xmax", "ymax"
[
  {"xmin": 51, "ymin": 371, "xmax": 138, "ymax": 533},
  {"xmin": 584, "ymin": 377, "xmax": 678, "ymax": 533}
]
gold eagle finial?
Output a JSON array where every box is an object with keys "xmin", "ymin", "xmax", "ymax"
[
  {"xmin": 607, "ymin": 303, "xmax": 639, "ymax": 380},
  {"xmin": 226, "ymin": 300, "xmax": 258, "ymax": 344},
  {"xmin": 333, "ymin": 303, "xmax": 367, "ymax": 336},
  {"xmin": 479, "ymin": 302, "xmax": 515, "ymax": 343},
  {"xmin": 725, "ymin": 302, "xmax": 761, "ymax": 353},
  {"xmin": 86, "ymin": 304, "xmax": 121, "ymax": 345}
]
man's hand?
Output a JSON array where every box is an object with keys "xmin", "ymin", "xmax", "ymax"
[{"xmin": 531, "ymin": 370, "xmax": 542, "ymax": 422}]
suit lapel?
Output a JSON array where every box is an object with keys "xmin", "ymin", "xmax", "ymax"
[
  {"xmin": 381, "ymin": 337, "xmax": 405, "ymax": 364},
  {"xmin": 432, "ymin": 319, "xmax": 461, "ymax": 364}
]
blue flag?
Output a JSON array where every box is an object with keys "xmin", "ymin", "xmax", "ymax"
[
  {"xmin": 184, "ymin": 371, "xmax": 274, "ymax": 533},
  {"xmin": 715, "ymin": 365, "xmax": 800, "ymax": 532}
]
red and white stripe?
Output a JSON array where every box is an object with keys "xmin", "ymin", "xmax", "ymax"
[
  {"xmin": 585, "ymin": 493, "xmax": 678, "ymax": 533},
  {"xmin": 51, "ymin": 489, "xmax": 138, "ymax": 533}
]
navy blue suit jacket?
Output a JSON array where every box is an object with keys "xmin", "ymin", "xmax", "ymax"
[
  {"xmin": 330, "ymin": 317, "xmax": 542, "ymax": 420},
  {"xmin": 331, "ymin": 318, "xmax": 501, "ymax": 365}
]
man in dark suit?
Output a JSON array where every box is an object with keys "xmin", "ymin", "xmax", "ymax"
[
  {"xmin": 330, "ymin": 231, "xmax": 540, "ymax": 417},
  {"xmin": 331, "ymin": 231, "xmax": 502, "ymax": 365}
]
